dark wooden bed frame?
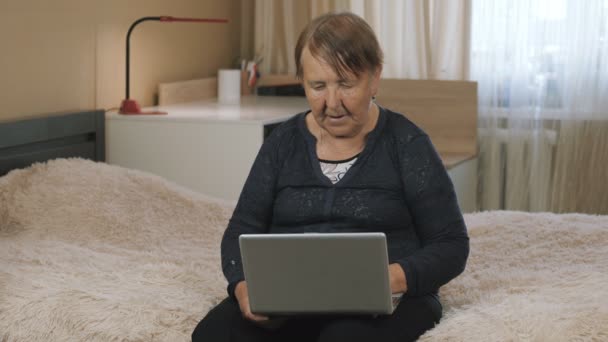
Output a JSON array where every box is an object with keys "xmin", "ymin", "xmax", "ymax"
[{"xmin": 0, "ymin": 110, "xmax": 105, "ymax": 177}]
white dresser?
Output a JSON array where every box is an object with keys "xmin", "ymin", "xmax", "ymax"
[{"xmin": 106, "ymin": 95, "xmax": 477, "ymax": 211}]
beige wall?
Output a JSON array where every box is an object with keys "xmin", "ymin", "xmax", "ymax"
[{"xmin": 0, "ymin": 0, "xmax": 241, "ymax": 121}]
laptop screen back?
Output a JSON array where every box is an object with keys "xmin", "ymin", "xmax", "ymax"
[{"xmin": 239, "ymin": 232, "xmax": 393, "ymax": 315}]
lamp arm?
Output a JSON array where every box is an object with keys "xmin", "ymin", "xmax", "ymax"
[
  {"xmin": 125, "ymin": 17, "xmax": 162, "ymax": 99},
  {"xmin": 120, "ymin": 16, "xmax": 228, "ymax": 114}
]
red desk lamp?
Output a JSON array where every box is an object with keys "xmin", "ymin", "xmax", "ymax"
[{"xmin": 119, "ymin": 16, "xmax": 228, "ymax": 115}]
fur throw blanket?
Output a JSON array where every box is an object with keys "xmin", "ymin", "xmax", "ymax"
[{"xmin": 1, "ymin": 159, "xmax": 606, "ymax": 341}]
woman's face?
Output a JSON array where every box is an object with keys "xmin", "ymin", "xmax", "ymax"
[{"xmin": 301, "ymin": 47, "xmax": 382, "ymax": 138}]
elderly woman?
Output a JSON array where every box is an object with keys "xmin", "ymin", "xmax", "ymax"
[{"xmin": 192, "ymin": 12, "xmax": 469, "ymax": 342}]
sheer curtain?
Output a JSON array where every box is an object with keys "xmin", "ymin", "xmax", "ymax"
[
  {"xmin": 252, "ymin": 0, "xmax": 470, "ymax": 79},
  {"xmin": 252, "ymin": 0, "xmax": 349, "ymax": 75},
  {"xmin": 471, "ymin": 0, "xmax": 608, "ymax": 213}
]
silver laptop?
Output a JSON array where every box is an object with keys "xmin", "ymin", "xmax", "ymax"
[{"xmin": 239, "ymin": 232, "xmax": 402, "ymax": 316}]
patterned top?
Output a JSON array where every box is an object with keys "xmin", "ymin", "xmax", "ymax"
[
  {"xmin": 221, "ymin": 107, "xmax": 469, "ymax": 300},
  {"xmin": 319, "ymin": 155, "xmax": 359, "ymax": 184}
]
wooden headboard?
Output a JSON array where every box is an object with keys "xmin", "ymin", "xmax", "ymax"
[
  {"xmin": 376, "ymin": 79, "xmax": 478, "ymax": 168},
  {"xmin": 0, "ymin": 110, "xmax": 105, "ymax": 177}
]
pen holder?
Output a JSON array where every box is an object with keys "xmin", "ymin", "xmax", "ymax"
[{"xmin": 241, "ymin": 70, "xmax": 253, "ymax": 95}]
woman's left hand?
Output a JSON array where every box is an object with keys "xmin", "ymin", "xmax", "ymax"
[{"xmin": 388, "ymin": 263, "xmax": 408, "ymax": 294}]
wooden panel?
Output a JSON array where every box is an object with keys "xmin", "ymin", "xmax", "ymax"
[
  {"xmin": 0, "ymin": 111, "xmax": 99, "ymax": 148},
  {"xmin": 0, "ymin": 142, "xmax": 96, "ymax": 176},
  {"xmin": 256, "ymin": 74, "xmax": 300, "ymax": 87},
  {"xmin": 158, "ymin": 77, "xmax": 218, "ymax": 106},
  {"xmin": 0, "ymin": 110, "xmax": 105, "ymax": 177},
  {"xmin": 376, "ymin": 79, "xmax": 478, "ymax": 157}
]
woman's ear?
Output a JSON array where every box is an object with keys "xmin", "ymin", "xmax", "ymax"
[{"xmin": 370, "ymin": 65, "xmax": 383, "ymax": 97}]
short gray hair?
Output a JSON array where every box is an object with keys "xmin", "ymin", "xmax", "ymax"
[{"xmin": 295, "ymin": 12, "xmax": 384, "ymax": 80}]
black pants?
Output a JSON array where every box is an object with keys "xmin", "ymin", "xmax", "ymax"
[{"xmin": 192, "ymin": 295, "xmax": 441, "ymax": 342}]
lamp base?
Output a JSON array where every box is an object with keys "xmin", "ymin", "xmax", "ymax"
[{"xmin": 119, "ymin": 99, "xmax": 167, "ymax": 115}]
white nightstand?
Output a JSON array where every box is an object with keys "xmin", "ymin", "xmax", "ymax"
[{"xmin": 106, "ymin": 96, "xmax": 309, "ymax": 201}]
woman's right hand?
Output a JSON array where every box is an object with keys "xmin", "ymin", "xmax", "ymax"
[{"xmin": 234, "ymin": 281, "xmax": 270, "ymax": 322}]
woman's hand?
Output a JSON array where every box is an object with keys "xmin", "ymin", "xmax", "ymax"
[
  {"xmin": 388, "ymin": 263, "xmax": 408, "ymax": 294},
  {"xmin": 234, "ymin": 281, "xmax": 269, "ymax": 322}
]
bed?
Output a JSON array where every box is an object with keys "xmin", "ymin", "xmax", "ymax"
[
  {"xmin": 1, "ymin": 112, "xmax": 607, "ymax": 341},
  {"xmin": 0, "ymin": 110, "xmax": 105, "ymax": 177}
]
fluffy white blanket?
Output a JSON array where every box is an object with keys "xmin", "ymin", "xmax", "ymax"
[{"xmin": 0, "ymin": 159, "xmax": 606, "ymax": 341}]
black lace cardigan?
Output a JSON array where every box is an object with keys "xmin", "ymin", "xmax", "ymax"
[{"xmin": 221, "ymin": 107, "xmax": 469, "ymax": 300}]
